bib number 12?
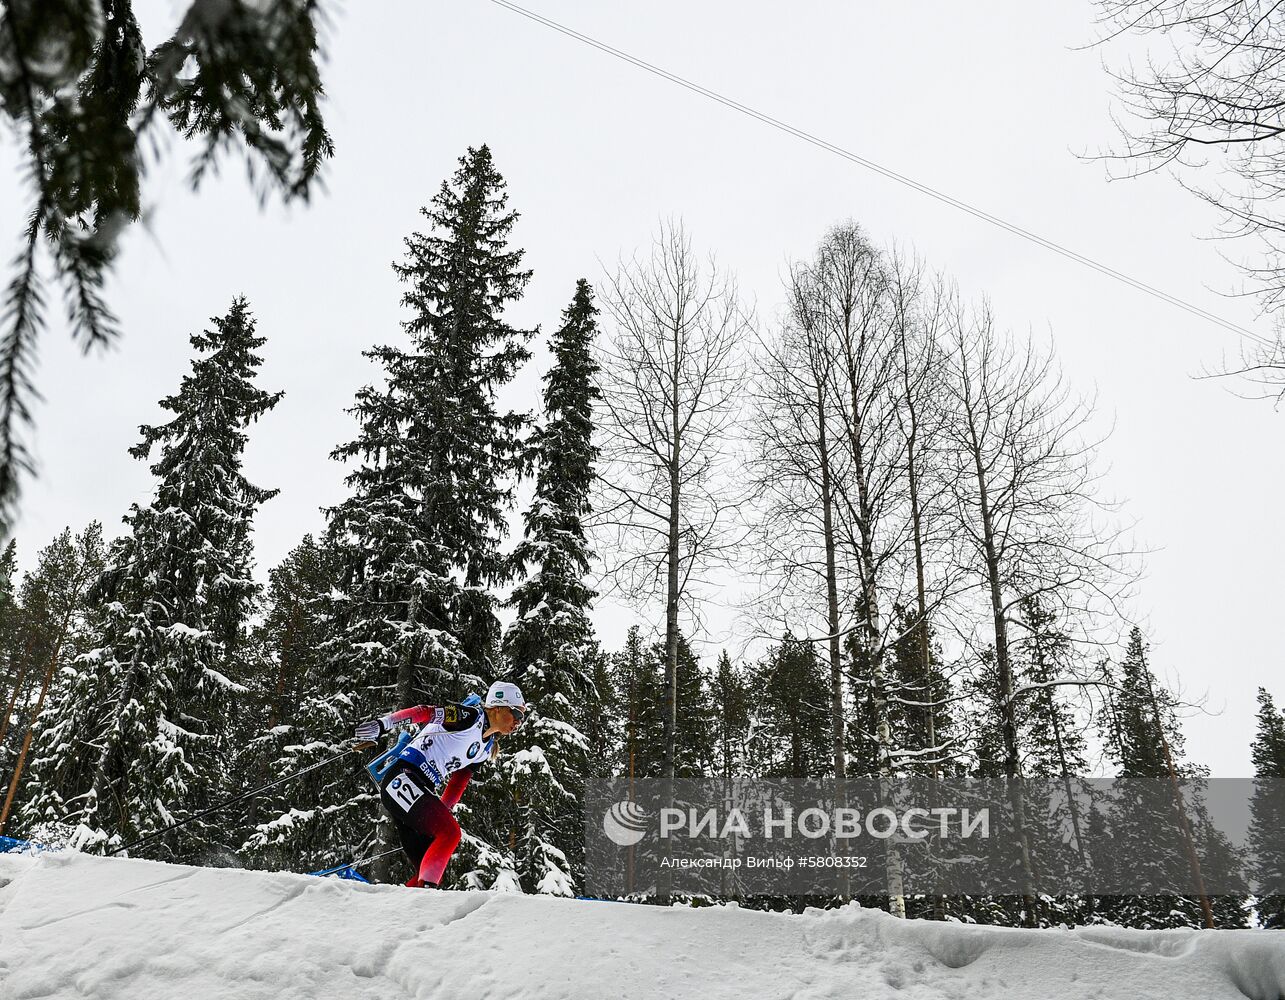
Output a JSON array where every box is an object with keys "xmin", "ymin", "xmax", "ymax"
[{"xmin": 388, "ymin": 772, "xmax": 425, "ymax": 812}]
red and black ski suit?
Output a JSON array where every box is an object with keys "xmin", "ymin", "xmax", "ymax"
[{"xmin": 376, "ymin": 704, "xmax": 490, "ymax": 888}]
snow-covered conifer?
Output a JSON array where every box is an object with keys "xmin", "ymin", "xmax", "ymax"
[
  {"xmin": 323, "ymin": 146, "xmax": 534, "ymax": 881},
  {"xmin": 237, "ymin": 536, "xmax": 366, "ymax": 872},
  {"xmin": 750, "ymin": 633, "xmax": 831, "ymax": 779},
  {"xmin": 23, "ymin": 298, "xmax": 279, "ymax": 859},
  {"xmin": 328, "ymin": 144, "xmax": 533, "ymax": 710},
  {"xmin": 498, "ymin": 279, "xmax": 602, "ymax": 894}
]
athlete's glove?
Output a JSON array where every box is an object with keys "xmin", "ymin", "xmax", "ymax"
[{"xmin": 354, "ymin": 718, "xmax": 390, "ymax": 743}]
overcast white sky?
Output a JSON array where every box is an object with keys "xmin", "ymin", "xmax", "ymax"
[{"xmin": 3, "ymin": 1, "xmax": 1281, "ymax": 775}]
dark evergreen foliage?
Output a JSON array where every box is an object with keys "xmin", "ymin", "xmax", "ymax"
[
  {"xmin": 611, "ymin": 626, "xmax": 662, "ymax": 783},
  {"xmin": 1248, "ymin": 687, "xmax": 1285, "ymax": 928},
  {"xmin": 609, "ymin": 628, "xmax": 712, "ymax": 780},
  {"xmin": 238, "ymin": 535, "xmax": 364, "ymax": 873},
  {"xmin": 1093, "ymin": 628, "xmax": 1248, "ymax": 928},
  {"xmin": 319, "ymin": 146, "xmax": 534, "ymax": 884},
  {"xmin": 0, "ymin": 0, "xmax": 333, "ymax": 524},
  {"xmin": 0, "ymin": 539, "xmax": 21, "ymax": 761},
  {"xmin": 751, "ymin": 633, "xmax": 831, "ymax": 779},
  {"xmin": 581, "ymin": 649, "xmax": 620, "ymax": 782},
  {"xmin": 884, "ymin": 605, "xmax": 958, "ymax": 777},
  {"xmin": 1, "ymin": 523, "xmax": 105, "ymax": 832},
  {"xmin": 498, "ymin": 278, "xmax": 602, "ymax": 895},
  {"xmin": 710, "ymin": 650, "xmax": 751, "ymax": 782},
  {"xmin": 327, "ymin": 144, "xmax": 533, "ymax": 709},
  {"xmin": 19, "ymin": 297, "xmax": 280, "ymax": 859}
]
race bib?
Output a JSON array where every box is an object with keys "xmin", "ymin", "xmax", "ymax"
[{"xmin": 387, "ymin": 772, "xmax": 425, "ymax": 812}]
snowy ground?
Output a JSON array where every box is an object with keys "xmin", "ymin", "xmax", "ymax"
[{"xmin": 1, "ymin": 852, "xmax": 1283, "ymax": 1000}]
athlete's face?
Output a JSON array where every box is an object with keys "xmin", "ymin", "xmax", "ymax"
[{"xmin": 490, "ymin": 705, "xmax": 525, "ymax": 734}]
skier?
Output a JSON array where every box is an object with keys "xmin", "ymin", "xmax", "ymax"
[{"xmin": 353, "ymin": 680, "xmax": 527, "ymax": 888}]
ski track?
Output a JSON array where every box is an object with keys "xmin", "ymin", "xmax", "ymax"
[
  {"xmin": 211, "ymin": 877, "xmax": 310, "ymax": 934},
  {"xmin": 1, "ymin": 852, "xmax": 1284, "ymax": 1000},
  {"xmin": 123, "ymin": 868, "xmax": 198, "ymax": 897}
]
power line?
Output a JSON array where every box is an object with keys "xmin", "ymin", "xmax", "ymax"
[{"xmin": 486, "ymin": 0, "xmax": 1278, "ymax": 351}]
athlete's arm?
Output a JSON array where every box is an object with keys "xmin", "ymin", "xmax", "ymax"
[
  {"xmin": 385, "ymin": 705, "xmax": 446, "ymax": 726},
  {"xmin": 440, "ymin": 767, "xmax": 474, "ymax": 810},
  {"xmin": 354, "ymin": 705, "xmax": 447, "ymax": 742},
  {"xmin": 354, "ymin": 703, "xmax": 481, "ymax": 742}
]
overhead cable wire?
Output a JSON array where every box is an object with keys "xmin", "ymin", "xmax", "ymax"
[{"xmin": 486, "ymin": 0, "xmax": 1278, "ymax": 350}]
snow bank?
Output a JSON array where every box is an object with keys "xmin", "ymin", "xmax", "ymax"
[{"xmin": 1, "ymin": 852, "xmax": 1283, "ymax": 999}]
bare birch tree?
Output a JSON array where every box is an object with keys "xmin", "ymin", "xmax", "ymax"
[
  {"xmin": 594, "ymin": 221, "xmax": 750, "ymax": 903},
  {"xmin": 942, "ymin": 301, "xmax": 1132, "ymax": 923},
  {"xmin": 812, "ymin": 222, "xmax": 921, "ymax": 918},
  {"xmin": 886, "ymin": 250, "xmax": 963, "ymax": 783},
  {"xmin": 748, "ymin": 260, "xmax": 853, "ymax": 798}
]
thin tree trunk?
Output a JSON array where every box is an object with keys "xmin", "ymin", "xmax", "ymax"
[
  {"xmin": 721, "ymin": 733, "xmax": 732, "ymax": 898},
  {"xmin": 627, "ymin": 735, "xmax": 636, "ymax": 896},
  {"xmin": 905, "ymin": 385, "xmax": 946, "ymax": 919},
  {"xmin": 815, "ymin": 381, "xmax": 849, "ymax": 900},
  {"xmin": 0, "ymin": 608, "xmax": 76, "ymax": 833},
  {"xmin": 860, "ymin": 538, "xmax": 907, "ymax": 918},
  {"xmin": 1034, "ymin": 632, "xmax": 1089, "ymax": 875},
  {"xmin": 968, "ymin": 430, "xmax": 1038, "ymax": 923},
  {"xmin": 659, "ymin": 321, "xmax": 681, "ymax": 905},
  {"xmin": 0, "ymin": 661, "xmax": 53, "ymax": 832},
  {"xmin": 0, "ymin": 675, "xmax": 18, "ymax": 764},
  {"xmin": 816, "ymin": 386, "xmax": 845, "ymax": 783},
  {"xmin": 843, "ymin": 358, "xmax": 907, "ymax": 919},
  {"xmin": 0, "ymin": 632, "xmax": 35, "ymax": 759}
]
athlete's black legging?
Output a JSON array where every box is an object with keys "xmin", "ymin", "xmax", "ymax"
[{"xmin": 379, "ymin": 762, "xmax": 466, "ymax": 886}]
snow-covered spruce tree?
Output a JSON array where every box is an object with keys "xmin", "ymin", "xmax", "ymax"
[
  {"xmin": 498, "ymin": 279, "xmax": 602, "ymax": 896},
  {"xmin": 931, "ymin": 647, "xmax": 1028, "ymax": 926},
  {"xmin": 612, "ymin": 632, "xmax": 714, "ymax": 898},
  {"xmin": 24, "ymin": 298, "xmax": 280, "ymax": 860},
  {"xmin": 609, "ymin": 629, "xmax": 712, "ymax": 781},
  {"xmin": 710, "ymin": 651, "xmax": 751, "ymax": 898},
  {"xmin": 236, "ymin": 535, "xmax": 367, "ymax": 873},
  {"xmin": 711, "ymin": 651, "xmax": 751, "ymax": 783},
  {"xmin": 325, "ymin": 145, "xmax": 533, "ymax": 883},
  {"xmin": 880, "ymin": 604, "xmax": 958, "ymax": 778},
  {"xmin": 0, "ymin": 541, "xmax": 18, "ymax": 670},
  {"xmin": 876, "ymin": 606, "xmax": 962, "ymax": 921},
  {"xmin": 1248, "ymin": 687, "xmax": 1285, "ymax": 928},
  {"xmin": 843, "ymin": 628, "xmax": 884, "ymax": 780},
  {"xmin": 3, "ymin": 523, "xmax": 106, "ymax": 836},
  {"xmin": 658, "ymin": 634, "xmax": 715, "ymax": 779}
]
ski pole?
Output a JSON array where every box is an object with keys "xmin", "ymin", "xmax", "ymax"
[
  {"xmin": 107, "ymin": 742, "xmax": 369, "ymax": 858},
  {"xmin": 309, "ymin": 847, "xmax": 402, "ymax": 878}
]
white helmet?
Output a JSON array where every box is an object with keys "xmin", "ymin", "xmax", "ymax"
[{"xmin": 484, "ymin": 680, "xmax": 526, "ymax": 709}]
